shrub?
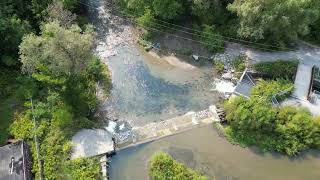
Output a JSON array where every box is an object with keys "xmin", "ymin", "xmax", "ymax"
[
  {"xmin": 67, "ymin": 157, "xmax": 102, "ymax": 180},
  {"xmin": 232, "ymin": 55, "xmax": 246, "ymax": 72},
  {"xmin": 224, "ymin": 85, "xmax": 320, "ymax": 155},
  {"xmin": 149, "ymin": 152, "xmax": 207, "ymax": 180},
  {"xmin": 137, "ymin": 8, "xmax": 155, "ymax": 28},
  {"xmin": 213, "ymin": 59, "xmax": 225, "ymax": 73},
  {"xmin": 201, "ymin": 25, "xmax": 224, "ymax": 53},
  {"xmin": 251, "ymin": 79, "xmax": 294, "ymax": 101},
  {"xmin": 254, "ymin": 60, "xmax": 298, "ymax": 81}
]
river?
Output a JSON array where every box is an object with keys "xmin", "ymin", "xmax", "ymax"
[
  {"xmin": 84, "ymin": 0, "xmax": 320, "ymax": 179},
  {"xmin": 87, "ymin": 0, "xmax": 220, "ymax": 126},
  {"xmin": 109, "ymin": 126, "xmax": 320, "ymax": 180}
]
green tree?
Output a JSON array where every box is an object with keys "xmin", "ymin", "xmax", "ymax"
[
  {"xmin": 46, "ymin": 0, "xmax": 77, "ymax": 27},
  {"xmin": 0, "ymin": 15, "xmax": 31, "ymax": 66},
  {"xmin": 224, "ymin": 80, "xmax": 320, "ymax": 155},
  {"xmin": 31, "ymin": 0, "xmax": 77, "ymax": 20},
  {"xmin": 19, "ymin": 21, "xmax": 94, "ymax": 76},
  {"xmin": 191, "ymin": 0, "xmax": 228, "ymax": 24},
  {"xmin": 67, "ymin": 158, "xmax": 102, "ymax": 180},
  {"xmin": 137, "ymin": 8, "xmax": 155, "ymax": 28},
  {"xmin": 152, "ymin": 0, "xmax": 184, "ymax": 20},
  {"xmin": 251, "ymin": 79, "xmax": 294, "ymax": 101},
  {"xmin": 201, "ymin": 25, "xmax": 224, "ymax": 52},
  {"xmin": 126, "ymin": 0, "xmax": 152, "ymax": 16},
  {"xmin": 149, "ymin": 152, "xmax": 207, "ymax": 180},
  {"xmin": 228, "ymin": 0, "xmax": 320, "ymax": 46}
]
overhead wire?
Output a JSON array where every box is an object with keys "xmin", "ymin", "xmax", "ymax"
[
  {"xmin": 77, "ymin": 0, "xmax": 297, "ymax": 52},
  {"xmin": 78, "ymin": 0, "xmax": 228, "ymax": 50},
  {"xmin": 80, "ymin": 1, "xmax": 296, "ymax": 51}
]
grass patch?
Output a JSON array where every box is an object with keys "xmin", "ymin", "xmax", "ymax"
[
  {"xmin": 232, "ymin": 55, "xmax": 246, "ymax": 72},
  {"xmin": 254, "ymin": 60, "xmax": 298, "ymax": 81}
]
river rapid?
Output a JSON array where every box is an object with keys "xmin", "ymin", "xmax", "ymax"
[{"xmin": 85, "ymin": 0, "xmax": 320, "ymax": 179}]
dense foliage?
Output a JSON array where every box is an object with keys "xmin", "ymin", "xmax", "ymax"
[
  {"xmin": 228, "ymin": 0, "xmax": 320, "ymax": 46},
  {"xmin": 119, "ymin": 0, "xmax": 320, "ymax": 48},
  {"xmin": 232, "ymin": 55, "xmax": 246, "ymax": 72},
  {"xmin": 66, "ymin": 158, "xmax": 102, "ymax": 180},
  {"xmin": 254, "ymin": 60, "xmax": 299, "ymax": 81},
  {"xmin": 251, "ymin": 80, "xmax": 294, "ymax": 101},
  {"xmin": 201, "ymin": 25, "xmax": 224, "ymax": 52},
  {"xmin": 149, "ymin": 152, "xmax": 207, "ymax": 180},
  {"xmin": 224, "ymin": 81, "xmax": 320, "ymax": 156},
  {"xmin": 0, "ymin": 0, "xmax": 108, "ymax": 179}
]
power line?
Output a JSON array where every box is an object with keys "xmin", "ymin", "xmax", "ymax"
[
  {"xmin": 78, "ymin": 1, "xmax": 227, "ymax": 50},
  {"xmin": 77, "ymin": 1, "xmax": 276, "ymax": 52},
  {"xmin": 153, "ymin": 18, "xmax": 296, "ymax": 51},
  {"xmin": 79, "ymin": 0, "xmax": 296, "ymax": 51},
  {"xmin": 110, "ymin": 7, "xmax": 295, "ymax": 52}
]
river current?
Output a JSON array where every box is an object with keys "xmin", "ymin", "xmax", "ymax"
[{"xmin": 85, "ymin": 0, "xmax": 320, "ymax": 179}]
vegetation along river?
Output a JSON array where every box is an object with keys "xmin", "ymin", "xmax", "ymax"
[{"xmin": 85, "ymin": 0, "xmax": 320, "ymax": 179}]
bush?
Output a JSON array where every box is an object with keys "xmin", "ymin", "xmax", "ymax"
[
  {"xmin": 251, "ymin": 79, "xmax": 294, "ymax": 101},
  {"xmin": 213, "ymin": 59, "xmax": 225, "ymax": 74},
  {"xmin": 201, "ymin": 25, "xmax": 224, "ymax": 53},
  {"xmin": 254, "ymin": 60, "xmax": 298, "ymax": 81},
  {"xmin": 232, "ymin": 55, "xmax": 246, "ymax": 72},
  {"xmin": 149, "ymin": 152, "xmax": 207, "ymax": 180},
  {"xmin": 224, "ymin": 83, "xmax": 320, "ymax": 155},
  {"xmin": 67, "ymin": 157, "xmax": 102, "ymax": 180},
  {"xmin": 137, "ymin": 8, "xmax": 155, "ymax": 28}
]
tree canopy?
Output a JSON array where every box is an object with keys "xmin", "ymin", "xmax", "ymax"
[
  {"xmin": 224, "ymin": 80, "xmax": 320, "ymax": 155},
  {"xmin": 228, "ymin": 0, "xmax": 320, "ymax": 45},
  {"xmin": 149, "ymin": 152, "xmax": 207, "ymax": 180},
  {"xmin": 1, "ymin": 1, "xmax": 110, "ymax": 179},
  {"xmin": 20, "ymin": 21, "xmax": 94, "ymax": 76}
]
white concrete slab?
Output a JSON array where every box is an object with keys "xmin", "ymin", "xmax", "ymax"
[{"xmin": 71, "ymin": 129, "xmax": 114, "ymax": 159}]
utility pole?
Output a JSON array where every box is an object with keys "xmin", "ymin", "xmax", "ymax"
[{"xmin": 30, "ymin": 98, "xmax": 44, "ymax": 180}]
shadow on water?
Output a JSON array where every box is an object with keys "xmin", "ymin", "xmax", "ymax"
[{"xmin": 246, "ymin": 143, "xmax": 320, "ymax": 162}]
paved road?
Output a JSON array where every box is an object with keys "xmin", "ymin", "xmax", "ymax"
[
  {"xmin": 222, "ymin": 42, "xmax": 320, "ymax": 115},
  {"xmin": 222, "ymin": 42, "xmax": 320, "ymax": 66}
]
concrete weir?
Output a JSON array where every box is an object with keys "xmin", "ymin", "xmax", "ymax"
[
  {"xmin": 71, "ymin": 105, "xmax": 220, "ymax": 159},
  {"xmin": 117, "ymin": 105, "xmax": 220, "ymax": 150},
  {"xmin": 71, "ymin": 106, "xmax": 220, "ymax": 179}
]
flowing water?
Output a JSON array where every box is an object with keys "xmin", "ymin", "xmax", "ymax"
[
  {"xmin": 109, "ymin": 126, "xmax": 320, "ymax": 180},
  {"xmin": 85, "ymin": 0, "xmax": 320, "ymax": 179},
  {"xmin": 87, "ymin": 0, "xmax": 220, "ymax": 126}
]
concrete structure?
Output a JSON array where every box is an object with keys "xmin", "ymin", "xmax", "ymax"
[
  {"xmin": 292, "ymin": 63, "xmax": 313, "ymax": 100},
  {"xmin": 71, "ymin": 129, "xmax": 115, "ymax": 159},
  {"xmin": 0, "ymin": 141, "xmax": 32, "ymax": 180},
  {"xmin": 71, "ymin": 106, "xmax": 220, "ymax": 158},
  {"xmin": 234, "ymin": 69, "xmax": 255, "ymax": 98},
  {"xmin": 118, "ymin": 105, "xmax": 220, "ymax": 149}
]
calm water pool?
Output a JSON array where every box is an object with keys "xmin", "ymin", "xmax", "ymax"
[{"xmin": 109, "ymin": 125, "xmax": 320, "ymax": 180}]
